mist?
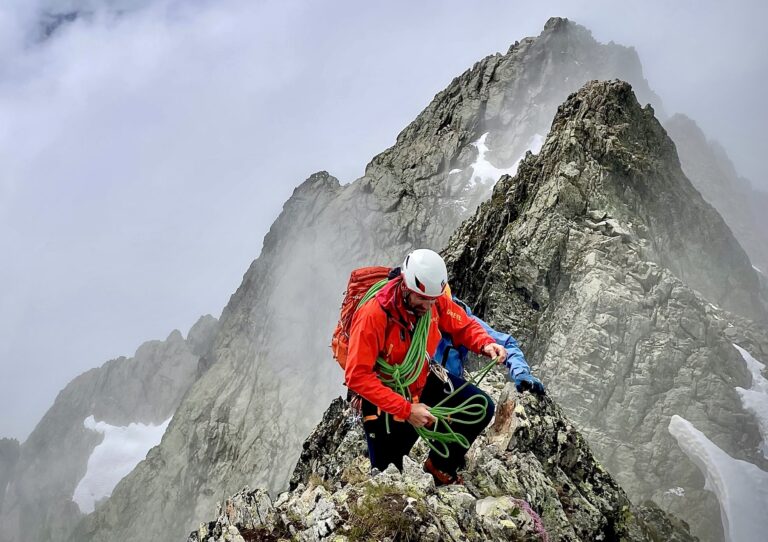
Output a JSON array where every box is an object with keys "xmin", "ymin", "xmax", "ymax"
[{"xmin": 1, "ymin": 0, "xmax": 766, "ymax": 441}]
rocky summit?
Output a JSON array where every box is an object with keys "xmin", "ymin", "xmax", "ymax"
[
  {"xmin": 443, "ymin": 80, "xmax": 768, "ymax": 541},
  {"xmin": 188, "ymin": 375, "xmax": 696, "ymax": 542}
]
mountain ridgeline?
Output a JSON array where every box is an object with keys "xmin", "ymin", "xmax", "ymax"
[
  {"xmin": 1, "ymin": 16, "xmax": 766, "ymax": 542},
  {"xmin": 443, "ymin": 79, "xmax": 768, "ymax": 540}
]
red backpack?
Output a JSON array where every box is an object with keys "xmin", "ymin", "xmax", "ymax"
[{"xmin": 330, "ymin": 266, "xmax": 392, "ymax": 369}]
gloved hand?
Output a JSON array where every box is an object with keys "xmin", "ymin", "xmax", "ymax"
[{"xmin": 513, "ymin": 371, "xmax": 546, "ymax": 395}]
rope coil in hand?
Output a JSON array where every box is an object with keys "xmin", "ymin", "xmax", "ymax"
[{"xmin": 357, "ymin": 280, "xmax": 496, "ymax": 458}]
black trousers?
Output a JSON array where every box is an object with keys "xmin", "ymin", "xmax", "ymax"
[{"xmin": 362, "ymin": 368, "xmax": 495, "ymax": 475}]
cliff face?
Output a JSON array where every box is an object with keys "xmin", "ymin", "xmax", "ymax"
[
  {"xmin": 189, "ymin": 381, "xmax": 696, "ymax": 542},
  {"xmin": 0, "ymin": 315, "xmax": 218, "ymax": 542},
  {"xmin": 71, "ymin": 18, "xmax": 678, "ymax": 542},
  {"xmin": 0, "ymin": 439, "xmax": 20, "ymax": 513},
  {"xmin": 443, "ymin": 80, "xmax": 768, "ymax": 542}
]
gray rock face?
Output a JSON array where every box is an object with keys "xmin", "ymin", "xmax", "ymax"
[
  {"xmin": 0, "ymin": 439, "xmax": 20, "ymax": 512},
  {"xmin": 189, "ymin": 386, "xmax": 697, "ymax": 542},
  {"xmin": 664, "ymin": 113, "xmax": 768, "ymax": 281},
  {"xmin": 443, "ymin": 80, "xmax": 768, "ymax": 541},
  {"xmin": 70, "ymin": 19, "xmax": 677, "ymax": 542},
  {"xmin": 0, "ymin": 316, "xmax": 218, "ymax": 542}
]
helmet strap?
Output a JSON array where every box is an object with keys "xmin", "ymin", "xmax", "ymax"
[{"xmin": 401, "ymin": 282, "xmax": 421, "ymax": 316}]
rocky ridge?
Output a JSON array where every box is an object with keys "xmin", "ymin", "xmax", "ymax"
[
  {"xmin": 0, "ymin": 315, "xmax": 219, "ymax": 542},
  {"xmin": 189, "ymin": 377, "xmax": 696, "ymax": 542},
  {"xmin": 69, "ymin": 18, "xmax": 680, "ymax": 542},
  {"xmin": 443, "ymin": 80, "xmax": 768, "ymax": 541}
]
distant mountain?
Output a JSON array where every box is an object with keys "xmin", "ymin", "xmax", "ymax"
[
  {"xmin": 665, "ymin": 114, "xmax": 768, "ymax": 279},
  {"xmin": 0, "ymin": 315, "xmax": 218, "ymax": 542}
]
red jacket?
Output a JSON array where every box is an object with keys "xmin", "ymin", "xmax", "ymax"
[{"xmin": 345, "ymin": 276, "xmax": 495, "ymax": 420}]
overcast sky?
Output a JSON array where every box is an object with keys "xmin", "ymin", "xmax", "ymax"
[{"xmin": 1, "ymin": 0, "xmax": 766, "ymax": 441}]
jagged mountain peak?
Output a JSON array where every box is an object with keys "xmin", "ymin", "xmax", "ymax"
[
  {"xmin": 444, "ymin": 78, "xmax": 768, "ymax": 541},
  {"xmin": 299, "ymin": 170, "xmax": 342, "ymax": 191},
  {"xmin": 366, "ymin": 18, "xmax": 662, "ymax": 207},
  {"xmin": 449, "ymin": 79, "xmax": 763, "ymax": 321}
]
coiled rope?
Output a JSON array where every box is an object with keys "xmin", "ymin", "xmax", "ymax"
[{"xmin": 357, "ymin": 280, "xmax": 497, "ymax": 458}]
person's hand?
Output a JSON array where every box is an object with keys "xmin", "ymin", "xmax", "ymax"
[
  {"xmin": 482, "ymin": 343, "xmax": 507, "ymax": 363},
  {"xmin": 513, "ymin": 371, "xmax": 546, "ymax": 395},
  {"xmin": 407, "ymin": 403, "xmax": 436, "ymax": 428}
]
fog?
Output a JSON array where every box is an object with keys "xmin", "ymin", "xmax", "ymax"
[{"xmin": 1, "ymin": 0, "xmax": 766, "ymax": 441}]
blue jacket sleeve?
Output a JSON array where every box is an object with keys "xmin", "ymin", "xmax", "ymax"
[
  {"xmin": 478, "ymin": 319, "xmax": 530, "ymax": 376},
  {"xmin": 455, "ymin": 297, "xmax": 530, "ymax": 377}
]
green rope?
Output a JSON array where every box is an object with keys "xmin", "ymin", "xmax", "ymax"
[
  {"xmin": 357, "ymin": 278, "xmax": 389, "ymax": 309},
  {"xmin": 414, "ymin": 358, "xmax": 497, "ymax": 458},
  {"xmin": 357, "ymin": 280, "xmax": 497, "ymax": 459}
]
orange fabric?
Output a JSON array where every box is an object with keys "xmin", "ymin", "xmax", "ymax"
[
  {"xmin": 330, "ymin": 266, "xmax": 392, "ymax": 368},
  {"xmin": 345, "ymin": 276, "xmax": 495, "ymax": 421}
]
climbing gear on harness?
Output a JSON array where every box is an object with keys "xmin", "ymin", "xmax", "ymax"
[
  {"xmin": 430, "ymin": 362, "xmax": 455, "ymax": 394},
  {"xmin": 402, "ymin": 249, "xmax": 447, "ymax": 298}
]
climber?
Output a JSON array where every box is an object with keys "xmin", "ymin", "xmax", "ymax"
[
  {"xmin": 434, "ymin": 294, "xmax": 545, "ymax": 395},
  {"xmin": 344, "ymin": 248, "xmax": 506, "ymax": 485}
]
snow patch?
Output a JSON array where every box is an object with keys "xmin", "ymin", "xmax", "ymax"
[
  {"xmin": 753, "ymin": 265, "xmax": 765, "ymax": 276},
  {"xmin": 73, "ymin": 415, "xmax": 171, "ymax": 513},
  {"xmin": 733, "ymin": 344, "xmax": 768, "ymax": 459},
  {"xmin": 668, "ymin": 415, "xmax": 768, "ymax": 542},
  {"xmin": 664, "ymin": 486, "xmax": 685, "ymax": 497},
  {"xmin": 467, "ymin": 132, "xmax": 545, "ymax": 188},
  {"xmin": 448, "ymin": 168, "xmax": 462, "ymax": 175}
]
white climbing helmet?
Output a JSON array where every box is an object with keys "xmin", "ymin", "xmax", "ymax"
[{"xmin": 402, "ymin": 249, "xmax": 448, "ymax": 298}]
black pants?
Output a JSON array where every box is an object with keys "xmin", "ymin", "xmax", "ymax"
[{"xmin": 362, "ymin": 369, "xmax": 495, "ymax": 475}]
